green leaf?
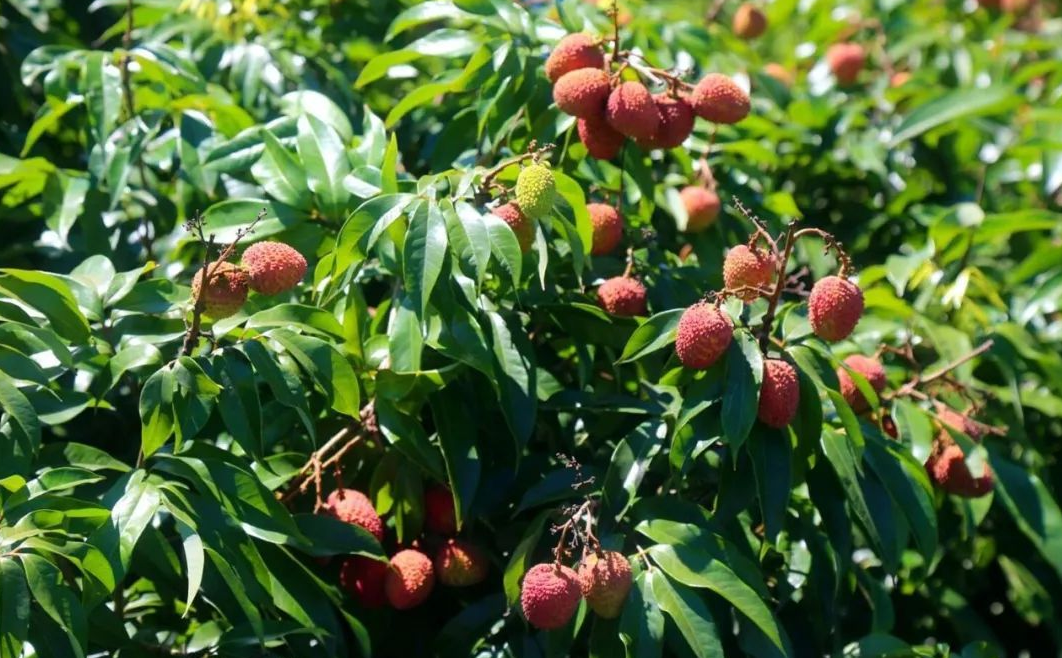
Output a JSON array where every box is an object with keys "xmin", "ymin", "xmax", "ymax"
[
  {"xmin": 389, "ymin": 293, "xmax": 424, "ymax": 373},
  {"xmin": 0, "ymin": 374, "xmax": 41, "ymax": 476},
  {"xmin": 601, "ymin": 423, "xmax": 665, "ymax": 524},
  {"xmin": 430, "ymin": 387, "xmax": 480, "ymax": 532},
  {"xmin": 650, "ymin": 572, "xmax": 724, "ymax": 658},
  {"xmin": 0, "ymin": 558, "xmax": 29, "ymax": 658},
  {"xmin": 0, "ymin": 269, "xmax": 90, "ymax": 343},
  {"xmin": 992, "ymin": 454, "xmax": 1062, "ymax": 582},
  {"xmin": 404, "ymin": 203, "xmax": 448, "ymax": 317},
  {"xmin": 617, "ymin": 309, "xmax": 683, "ymax": 363},
  {"xmin": 820, "ymin": 428, "xmax": 887, "ymax": 565},
  {"xmin": 297, "ymin": 113, "xmax": 351, "ymax": 221},
  {"xmin": 747, "ymin": 428, "xmax": 791, "ymax": 545},
  {"xmin": 449, "ymin": 201, "xmax": 492, "ymax": 284},
  {"xmin": 214, "ymin": 350, "xmax": 264, "ymax": 459},
  {"xmin": 252, "ymin": 129, "xmax": 310, "ymax": 210},
  {"xmin": 502, "ymin": 509, "xmax": 550, "ymax": 606},
  {"xmin": 245, "ymin": 304, "xmax": 345, "ymax": 339},
  {"xmin": 139, "ymin": 366, "xmax": 176, "ymax": 458},
  {"xmin": 176, "ymin": 523, "xmax": 205, "ymax": 616},
  {"xmin": 22, "ymin": 553, "xmax": 87, "ymax": 647},
  {"xmin": 553, "ymin": 170, "xmax": 593, "ymax": 255},
  {"xmin": 722, "ymin": 330, "xmax": 763, "ymax": 455},
  {"xmin": 270, "ymin": 330, "xmax": 360, "ymax": 418},
  {"xmin": 487, "ymin": 311, "xmax": 536, "ymax": 446},
  {"xmin": 291, "ymin": 514, "xmax": 386, "ymax": 559},
  {"xmin": 482, "ymin": 212, "xmax": 522, "ymax": 285},
  {"xmin": 620, "ymin": 570, "xmax": 665, "ymax": 658},
  {"xmin": 889, "ymin": 86, "xmax": 1013, "ymax": 146}
]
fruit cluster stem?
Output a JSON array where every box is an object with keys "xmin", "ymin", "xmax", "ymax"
[
  {"xmin": 757, "ymin": 221, "xmax": 799, "ymax": 352},
  {"xmin": 890, "ymin": 340, "xmax": 995, "ymax": 401},
  {"xmin": 279, "ymin": 422, "xmax": 365, "ymax": 504}
]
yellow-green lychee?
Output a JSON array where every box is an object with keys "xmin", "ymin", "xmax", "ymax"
[{"xmin": 515, "ymin": 163, "xmax": 557, "ymax": 220}]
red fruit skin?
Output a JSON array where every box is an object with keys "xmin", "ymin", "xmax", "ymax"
[
  {"xmin": 675, "ymin": 303, "xmax": 734, "ymax": 369},
  {"xmin": 385, "ymin": 549, "xmax": 435, "ymax": 609},
  {"xmin": 679, "ymin": 186, "xmax": 721, "ymax": 232},
  {"xmin": 925, "ymin": 437, "xmax": 994, "ymax": 498},
  {"xmin": 690, "ymin": 73, "xmax": 751, "ymax": 124},
  {"xmin": 881, "ymin": 413, "xmax": 898, "ymax": 439},
  {"xmin": 758, "ymin": 359, "xmax": 800, "ymax": 428},
  {"xmin": 638, "ymin": 94, "xmax": 695, "ymax": 150},
  {"xmin": 545, "ymin": 33, "xmax": 605, "ymax": 83},
  {"xmin": 836, "ymin": 355, "xmax": 886, "ymax": 412},
  {"xmin": 732, "ymin": 3, "xmax": 767, "ymax": 39},
  {"xmin": 339, "ymin": 556, "xmax": 389, "ymax": 608},
  {"xmin": 191, "ymin": 261, "xmax": 250, "ymax": 319},
  {"xmin": 325, "ymin": 489, "xmax": 384, "ymax": 541},
  {"xmin": 808, "ymin": 276, "xmax": 864, "ymax": 342},
  {"xmin": 723, "ymin": 244, "xmax": 776, "ymax": 301},
  {"xmin": 520, "ymin": 563, "xmax": 582, "ymax": 630},
  {"xmin": 937, "ymin": 407, "xmax": 985, "ymax": 441},
  {"xmin": 492, "ymin": 202, "xmax": 534, "ymax": 253},
  {"xmin": 763, "ymin": 63, "xmax": 794, "ymax": 87},
  {"xmin": 578, "ymin": 113, "xmax": 626, "ymax": 160},
  {"xmin": 241, "ymin": 241, "xmax": 307, "ymax": 295},
  {"xmin": 577, "ymin": 551, "xmax": 632, "ymax": 619},
  {"xmin": 434, "ymin": 539, "xmax": 488, "ymax": 587},
  {"xmin": 598, "ymin": 277, "xmax": 648, "ymax": 317},
  {"xmin": 827, "ymin": 43, "xmax": 866, "ymax": 86},
  {"xmin": 424, "ymin": 484, "xmax": 457, "ymax": 535},
  {"xmin": 606, "ymin": 82, "xmax": 661, "ymax": 141},
  {"xmin": 588, "ymin": 203, "xmax": 623, "ymax": 256},
  {"xmin": 553, "ymin": 68, "xmax": 611, "ymax": 118}
]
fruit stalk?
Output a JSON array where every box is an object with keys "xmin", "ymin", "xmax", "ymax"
[{"xmin": 757, "ymin": 220, "xmax": 799, "ymax": 352}]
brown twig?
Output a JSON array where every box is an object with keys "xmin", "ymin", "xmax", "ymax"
[
  {"xmin": 475, "ymin": 143, "xmax": 554, "ymax": 202},
  {"xmin": 757, "ymin": 221, "xmax": 799, "ymax": 352},
  {"xmin": 793, "ymin": 227, "xmax": 853, "ymax": 277},
  {"xmin": 889, "ymin": 340, "xmax": 995, "ymax": 401},
  {"xmin": 280, "ymin": 424, "xmax": 365, "ymax": 504}
]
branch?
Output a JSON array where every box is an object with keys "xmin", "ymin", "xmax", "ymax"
[
  {"xmin": 890, "ymin": 340, "xmax": 995, "ymax": 400},
  {"xmin": 757, "ymin": 221, "xmax": 799, "ymax": 353}
]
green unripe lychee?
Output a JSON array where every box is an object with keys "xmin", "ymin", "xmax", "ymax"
[{"xmin": 515, "ymin": 163, "xmax": 557, "ymax": 220}]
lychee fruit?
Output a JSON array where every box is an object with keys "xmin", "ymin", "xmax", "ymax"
[
  {"xmin": 588, "ymin": 203, "xmax": 623, "ymax": 255},
  {"xmin": 545, "ymin": 33, "xmax": 605, "ymax": 83},
  {"xmin": 733, "ymin": 3, "xmax": 767, "ymax": 39},
  {"xmin": 241, "ymin": 241, "xmax": 307, "ymax": 295},
  {"xmin": 606, "ymin": 81, "xmax": 661, "ymax": 142},
  {"xmin": 553, "ymin": 68, "xmax": 611, "ymax": 118},
  {"xmin": 723, "ymin": 244, "xmax": 776, "ymax": 301},
  {"xmin": 515, "ymin": 163, "xmax": 556, "ymax": 220},
  {"xmin": 492, "ymin": 202, "xmax": 535, "ymax": 253},
  {"xmin": 690, "ymin": 73, "xmax": 750, "ymax": 124},
  {"xmin": 675, "ymin": 302, "xmax": 733, "ymax": 369},
  {"xmin": 758, "ymin": 359, "xmax": 800, "ymax": 428},
  {"xmin": 385, "ymin": 549, "xmax": 435, "ymax": 609},
  {"xmin": 325, "ymin": 489, "xmax": 385, "ymax": 541},
  {"xmin": 827, "ymin": 43, "xmax": 866, "ymax": 86},
  {"xmin": 890, "ymin": 71, "xmax": 912, "ymax": 88},
  {"xmin": 424, "ymin": 484, "xmax": 457, "ymax": 535},
  {"xmin": 638, "ymin": 94, "xmax": 695, "ymax": 150},
  {"xmin": 808, "ymin": 275, "xmax": 864, "ymax": 342},
  {"xmin": 520, "ymin": 562, "xmax": 582, "ymax": 630},
  {"xmin": 339, "ymin": 556, "xmax": 389, "ymax": 608},
  {"xmin": 763, "ymin": 63, "xmax": 794, "ymax": 87},
  {"xmin": 679, "ymin": 185, "xmax": 721, "ymax": 233},
  {"xmin": 937, "ymin": 406, "xmax": 985, "ymax": 441},
  {"xmin": 434, "ymin": 539, "xmax": 489, "ymax": 587},
  {"xmin": 925, "ymin": 435, "xmax": 993, "ymax": 498},
  {"xmin": 881, "ymin": 412, "xmax": 898, "ymax": 439},
  {"xmin": 577, "ymin": 550, "xmax": 632, "ymax": 619},
  {"xmin": 578, "ymin": 114, "xmax": 625, "ymax": 160},
  {"xmin": 836, "ymin": 354, "xmax": 886, "ymax": 412},
  {"xmin": 597, "ymin": 277, "xmax": 647, "ymax": 317},
  {"xmin": 191, "ymin": 261, "xmax": 249, "ymax": 319}
]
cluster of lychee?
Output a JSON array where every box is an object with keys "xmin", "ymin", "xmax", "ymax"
[
  {"xmin": 326, "ymin": 484, "xmax": 489, "ymax": 610},
  {"xmin": 545, "ymin": 33, "xmax": 751, "ymax": 160},
  {"xmin": 190, "ymin": 241, "xmax": 307, "ymax": 319},
  {"xmin": 520, "ymin": 549, "xmax": 633, "ymax": 630}
]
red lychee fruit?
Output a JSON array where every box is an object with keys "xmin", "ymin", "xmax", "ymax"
[
  {"xmin": 325, "ymin": 489, "xmax": 384, "ymax": 542},
  {"xmin": 577, "ymin": 550, "xmax": 632, "ymax": 619},
  {"xmin": 890, "ymin": 71, "xmax": 912, "ymax": 87},
  {"xmin": 937, "ymin": 406, "xmax": 985, "ymax": 441},
  {"xmin": 385, "ymin": 549, "xmax": 435, "ymax": 609},
  {"xmin": 545, "ymin": 33, "xmax": 605, "ymax": 83},
  {"xmin": 553, "ymin": 68, "xmax": 611, "ymax": 118},
  {"xmin": 578, "ymin": 114, "xmax": 625, "ymax": 160},
  {"xmin": 241, "ymin": 241, "xmax": 307, "ymax": 295},
  {"xmin": 808, "ymin": 275, "xmax": 864, "ymax": 342},
  {"xmin": 881, "ymin": 412, "xmax": 898, "ymax": 439},
  {"xmin": 679, "ymin": 185, "xmax": 721, "ymax": 233},
  {"xmin": 424, "ymin": 484, "xmax": 457, "ymax": 535},
  {"xmin": 763, "ymin": 63, "xmax": 794, "ymax": 87},
  {"xmin": 606, "ymin": 81, "xmax": 661, "ymax": 142},
  {"xmin": 520, "ymin": 562, "xmax": 582, "ymax": 630},
  {"xmin": 339, "ymin": 556, "xmax": 389, "ymax": 608},
  {"xmin": 925, "ymin": 435, "xmax": 993, "ymax": 498},
  {"xmin": 690, "ymin": 73, "xmax": 750, "ymax": 124},
  {"xmin": 492, "ymin": 202, "xmax": 535, "ymax": 253},
  {"xmin": 588, "ymin": 203, "xmax": 623, "ymax": 256},
  {"xmin": 723, "ymin": 244, "xmax": 776, "ymax": 301},
  {"xmin": 827, "ymin": 43, "xmax": 866, "ymax": 86},
  {"xmin": 597, "ymin": 277, "xmax": 647, "ymax": 317},
  {"xmin": 733, "ymin": 3, "xmax": 767, "ymax": 39},
  {"xmin": 434, "ymin": 539, "xmax": 489, "ymax": 587},
  {"xmin": 758, "ymin": 359, "xmax": 799, "ymax": 428},
  {"xmin": 638, "ymin": 94, "xmax": 695, "ymax": 150},
  {"xmin": 191, "ymin": 261, "xmax": 249, "ymax": 319},
  {"xmin": 836, "ymin": 354, "xmax": 886, "ymax": 412},
  {"xmin": 675, "ymin": 303, "xmax": 734, "ymax": 369}
]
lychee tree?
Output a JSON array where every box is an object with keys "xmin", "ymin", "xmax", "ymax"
[{"xmin": 0, "ymin": 0, "xmax": 1061, "ymax": 656}]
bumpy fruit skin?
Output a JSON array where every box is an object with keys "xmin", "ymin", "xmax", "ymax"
[
  {"xmin": 937, "ymin": 406, "xmax": 985, "ymax": 441},
  {"xmin": 808, "ymin": 275, "xmax": 864, "ymax": 342},
  {"xmin": 758, "ymin": 359, "xmax": 800, "ymax": 428},
  {"xmin": 827, "ymin": 43, "xmax": 866, "ymax": 86},
  {"xmin": 925, "ymin": 432, "xmax": 993, "ymax": 498},
  {"xmin": 339, "ymin": 557, "xmax": 389, "ymax": 608},
  {"xmin": 191, "ymin": 262, "xmax": 249, "ymax": 319},
  {"xmin": 606, "ymin": 81, "xmax": 660, "ymax": 142},
  {"xmin": 588, "ymin": 203, "xmax": 623, "ymax": 255},
  {"xmin": 424, "ymin": 484, "xmax": 457, "ymax": 535},
  {"xmin": 679, "ymin": 186, "xmax": 721, "ymax": 232},
  {"xmin": 690, "ymin": 73, "xmax": 750, "ymax": 124},
  {"xmin": 325, "ymin": 489, "xmax": 385, "ymax": 541},
  {"xmin": 597, "ymin": 277, "xmax": 647, "ymax": 317},
  {"xmin": 763, "ymin": 63, "xmax": 794, "ymax": 87},
  {"xmin": 836, "ymin": 354, "xmax": 886, "ymax": 412},
  {"xmin": 434, "ymin": 539, "xmax": 488, "ymax": 587},
  {"xmin": 385, "ymin": 549, "xmax": 435, "ymax": 609},
  {"xmin": 676, "ymin": 303, "xmax": 734, "ymax": 369},
  {"xmin": 520, "ymin": 563, "xmax": 582, "ymax": 630},
  {"xmin": 545, "ymin": 33, "xmax": 605, "ymax": 83},
  {"xmin": 638, "ymin": 94, "xmax": 695, "ymax": 150},
  {"xmin": 492, "ymin": 202, "xmax": 534, "ymax": 253},
  {"xmin": 515, "ymin": 164, "xmax": 557, "ymax": 220},
  {"xmin": 723, "ymin": 244, "xmax": 776, "ymax": 301},
  {"xmin": 578, "ymin": 114, "xmax": 626, "ymax": 160},
  {"xmin": 241, "ymin": 241, "xmax": 307, "ymax": 295},
  {"xmin": 733, "ymin": 3, "xmax": 767, "ymax": 39},
  {"xmin": 577, "ymin": 551, "xmax": 632, "ymax": 619},
  {"xmin": 553, "ymin": 68, "xmax": 611, "ymax": 118}
]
